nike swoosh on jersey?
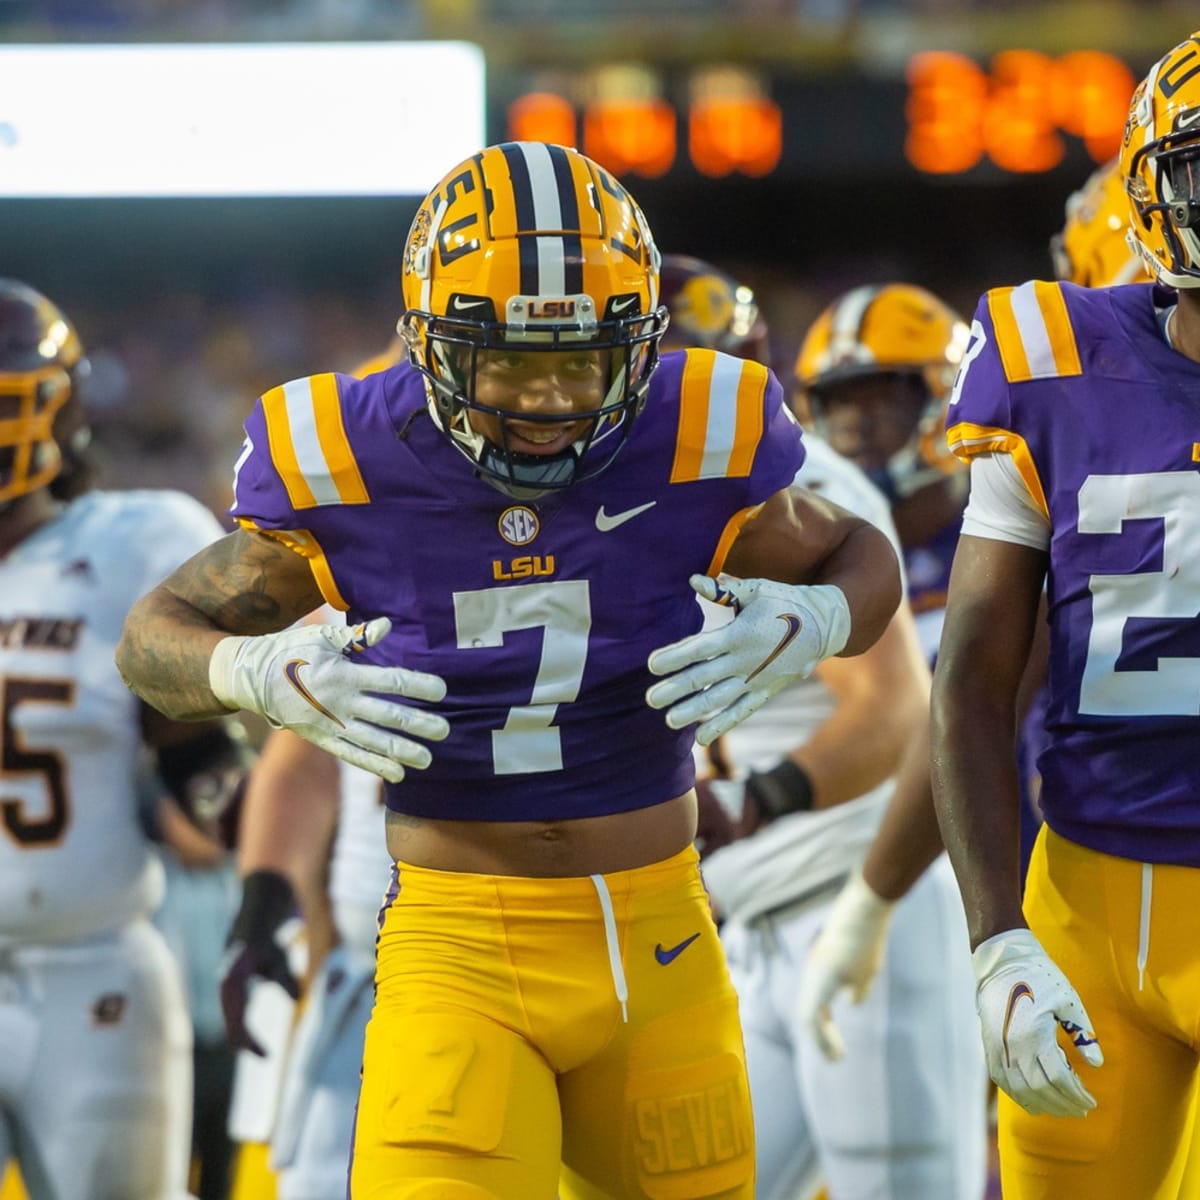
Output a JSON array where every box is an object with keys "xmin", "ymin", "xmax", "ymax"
[
  {"xmin": 1001, "ymin": 981, "xmax": 1035, "ymax": 1068},
  {"xmin": 595, "ymin": 501, "xmax": 657, "ymax": 532},
  {"xmin": 283, "ymin": 659, "xmax": 345, "ymax": 727},
  {"xmin": 655, "ymin": 932, "xmax": 701, "ymax": 965},
  {"xmin": 745, "ymin": 613, "xmax": 804, "ymax": 682}
]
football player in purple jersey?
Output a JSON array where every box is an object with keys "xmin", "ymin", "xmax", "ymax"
[
  {"xmin": 794, "ymin": 153, "xmax": 1151, "ymax": 1061},
  {"xmin": 115, "ymin": 142, "xmax": 901, "ymax": 1200},
  {"xmin": 933, "ymin": 33, "xmax": 1200, "ymax": 1198}
]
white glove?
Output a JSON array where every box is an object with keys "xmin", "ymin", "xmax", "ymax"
[
  {"xmin": 209, "ymin": 617, "xmax": 449, "ymax": 784},
  {"xmin": 798, "ymin": 868, "xmax": 895, "ymax": 1061},
  {"xmin": 973, "ymin": 928, "xmax": 1103, "ymax": 1118},
  {"xmin": 645, "ymin": 574, "xmax": 851, "ymax": 746}
]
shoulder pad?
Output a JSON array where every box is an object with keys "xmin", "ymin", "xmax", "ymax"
[
  {"xmin": 670, "ymin": 349, "xmax": 771, "ymax": 483},
  {"xmin": 986, "ymin": 281, "xmax": 1082, "ymax": 383},
  {"xmin": 260, "ymin": 373, "xmax": 370, "ymax": 510}
]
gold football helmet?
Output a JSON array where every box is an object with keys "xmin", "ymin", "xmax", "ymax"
[
  {"xmin": 794, "ymin": 283, "xmax": 970, "ymax": 498},
  {"xmin": 0, "ymin": 279, "xmax": 89, "ymax": 507},
  {"xmin": 1120, "ymin": 32, "xmax": 1200, "ymax": 289},
  {"xmin": 399, "ymin": 141, "xmax": 668, "ymax": 497},
  {"xmin": 1051, "ymin": 158, "xmax": 1153, "ymax": 287}
]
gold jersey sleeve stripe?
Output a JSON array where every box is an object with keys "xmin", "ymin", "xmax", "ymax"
[
  {"xmin": 671, "ymin": 350, "xmax": 767, "ymax": 483},
  {"xmin": 261, "ymin": 384, "xmax": 317, "ymax": 510},
  {"xmin": 705, "ymin": 502, "xmax": 767, "ymax": 577},
  {"xmin": 310, "ymin": 373, "xmax": 370, "ymax": 505},
  {"xmin": 234, "ymin": 519, "xmax": 350, "ymax": 611},
  {"xmin": 261, "ymin": 375, "xmax": 369, "ymax": 510},
  {"xmin": 945, "ymin": 421, "xmax": 1049, "ymax": 519},
  {"xmin": 987, "ymin": 281, "xmax": 1082, "ymax": 384}
]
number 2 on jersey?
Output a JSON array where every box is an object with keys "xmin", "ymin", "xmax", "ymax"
[{"xmin": 1078, "ymin": 471, "xmax": 1200, "ymax": 716}]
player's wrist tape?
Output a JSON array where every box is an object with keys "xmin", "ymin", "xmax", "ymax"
[
  {"xmin": 230, "ymin": 869, "xmax": 297, "ymax": 944},
  {"xmin": 209, "ymin": 635, "xmax": 251, "ymax": 712},
  {"xmin": 840, "ymin": 866, "xmax": 895, "ymax": 920},
  {"xmin": 745, "ymin": 758, "xmax": 815, "ymax": 821}
]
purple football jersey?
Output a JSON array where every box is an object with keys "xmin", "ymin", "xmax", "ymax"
[
  {"xmin": 948, "ymin": 280, "xmax": 1200, "ymax": 865},
  {"xmin": 231, "ymin": 349, "xmax": 805, "ymax": 821}
]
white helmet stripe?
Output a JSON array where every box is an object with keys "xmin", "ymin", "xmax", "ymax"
[
  {"xmin": 519, "ymin": 143, "xmax": 567, "ymax": 295},
  {"xmin": 829, "ymin": 285, "xmax": 880, "ymax": 363}
]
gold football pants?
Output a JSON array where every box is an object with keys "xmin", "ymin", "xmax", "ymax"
[
  {"xmin": 1000, "ymin": 825, "xmax": 1200, "ymax": 1199},
  {"xmin": 349, "ymin": 845, "xmax": 754, "ymax": 1200}
]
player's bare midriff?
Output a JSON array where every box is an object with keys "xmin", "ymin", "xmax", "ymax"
[{"xmin": 384, "ymin": 789, "xmax": 698, "ymax": 877}]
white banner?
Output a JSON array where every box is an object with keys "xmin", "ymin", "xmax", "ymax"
[{"xmin": 0, "ymin": 42, "xmax": 485, "ymax": 197}]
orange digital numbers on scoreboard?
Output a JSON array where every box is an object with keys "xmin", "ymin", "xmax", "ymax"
[
  {"xmin": 507, "ymin": 92, "xmax": 577, "ymax": 149},
  {"xmin": 986, "ymin": 50, "xmax": 1064, "ymax": 173},
  {"xmin": 582, "ymin": 98, "xmax": 676, "ymax": 178},
  {"xmin": 1051, "ymin": 50, "xmax": 1138, "ymax": 162},
  {"xmin": 689, "ymin": 97, "xmax": 782, "ymax": 178},
  {"xmin": 905, "ymin": 52, "xmax": 988, "ymax": 175},
  {"xmin": 504, "ymin": 68, "xmax": 780, "ymax": 179},
  {"xmin": 906, "ymin": 48, "xmax": 1136, "ymax": 175}
]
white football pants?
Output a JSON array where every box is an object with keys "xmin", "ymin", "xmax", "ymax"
[
  {"xmin": 721, "ymin": 855, "xmax": 988, "ymax": 1200},
  {"xmin": 271, "ymin": 942, "xmax": 375, "ymax": 1200},
  {"xmin": 0, "ymin": 918, "xmax": 193, "ymax": 1200}
]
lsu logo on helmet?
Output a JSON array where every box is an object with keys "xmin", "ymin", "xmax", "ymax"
[
  {"xmin": 397, "ymin": 142, "xmax": 669, "ymax": 499},
  {"xmin": 1120, "ymin": 32, "xmax": 1200, "ymax": 288}
]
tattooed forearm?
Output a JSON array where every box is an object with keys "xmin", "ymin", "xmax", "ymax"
[
  {"xmin": 116, "ymin": 586, "xmax": 234, "ymax": 719},
  {"xmin": 115, "ymin": 528, "xmax": 324, "ymax": 720},
  {"xmin": 166, "ymin": 531, "xmax": 299, "ymax": 633}
]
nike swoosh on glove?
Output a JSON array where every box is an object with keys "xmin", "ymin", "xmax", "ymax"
[
  {"xmin": 209, "ymin": 617, "xmax": 449, "ymax": 783},
  {"xmin": 645, "ymin": 574, "xmax": 851, "ymax": 746},
  {"xmin": 798, "ymin": 867, "xmax": 895, "ymax": 1061},
  {"xmin": 973, "ymin": 928, "xmax": 1104, "ymax": 1118}
]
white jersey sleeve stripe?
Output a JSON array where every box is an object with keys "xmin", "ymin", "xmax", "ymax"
[{"xmin": 698, "ymin": 352, "xmax": 746, "ymax": 479}]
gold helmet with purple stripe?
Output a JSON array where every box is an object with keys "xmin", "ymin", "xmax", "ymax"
[
  {"xmin": 1120, "ymin": 32, "xmax": 1200, "ymax": 289},
  {"xmin": 399, "ymin": 141, "xmax": 668, "ymax": 498}
]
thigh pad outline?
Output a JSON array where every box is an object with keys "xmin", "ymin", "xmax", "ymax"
[{"xmin": 378, "ymin": 1010, "xmax": 516, "ymax": 1155}]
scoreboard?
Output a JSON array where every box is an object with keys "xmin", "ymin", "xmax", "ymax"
[{"xmin": 493, "ymin": 50, "xmax": 1141, "ymax": 182}]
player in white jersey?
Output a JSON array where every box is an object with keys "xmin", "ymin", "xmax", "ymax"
[
  {"xmin": 798, "ymin": 167, "xmax": 1154, "ymax": 1054},
  {"xmin": 220, "ymin": 717, "xmax": 393, "ymax": 1199},
  {"xmin": 673, "ymin": 269, "xmax": 985, "ymax": 1199},
  {"xmin": 700, "ymin": 436, "xmax": 986, "ymax": 1200},
  {"xmin": 0, "ymin": 280, "xmax": 250, "ymax": 1199}
]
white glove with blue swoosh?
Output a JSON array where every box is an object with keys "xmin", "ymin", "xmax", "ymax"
[
  {"xmin": 209, "ymin": 617, "xmax": 449, "ymax": 783},
  {"xmin": 645, "ymin": 574, "xmax": 851, "ymax": 746},
  {"xmin": 973, "ymin": 928, "xmax": 1104, "ymax": 1118}
]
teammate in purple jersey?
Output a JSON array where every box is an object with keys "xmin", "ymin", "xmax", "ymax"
[
  {"xmin": 115, "ymin": 142, "xmax": 900, "ymax": 1200},
  {"xmin": 933, "ymin": 32, "xmax": 1200, "ymax": 1199}
]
